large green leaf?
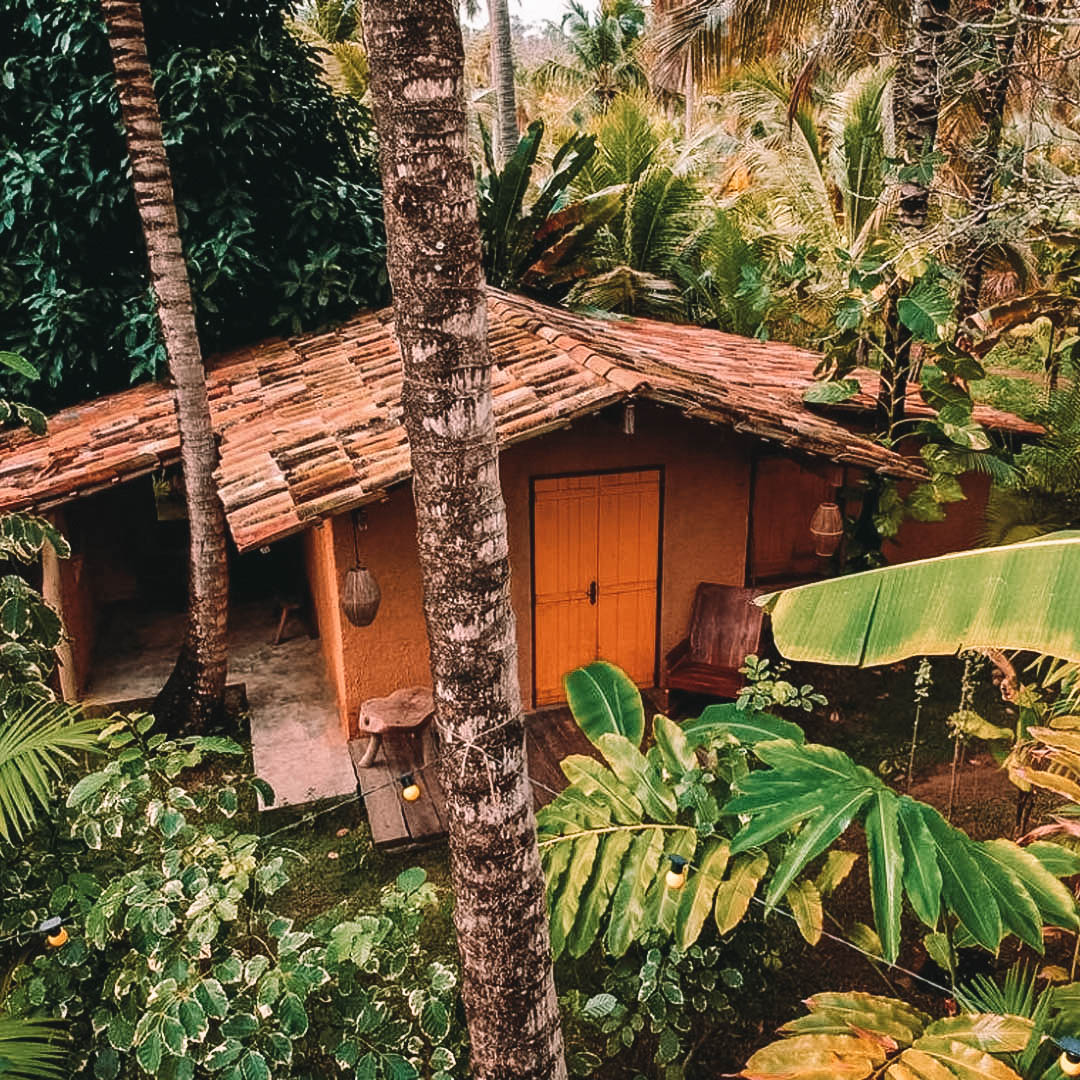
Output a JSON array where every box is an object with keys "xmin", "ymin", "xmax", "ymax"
[
  {"xmin": 763, "ymin": 786, "xmax": 874, "ymax": 907},
  {"xmin": 548, "ymin": 833, "xmax": 599, "ymax": 959},
  {"xmin": 683, "ymin": 704, "xmax": 806, "ymax": 747},
  {"xmin": 596, "ymin": 734, "xmax": 676, "ymax": 821},
  {"xmin": 897, "ymin": 277, "xmax": 952, "ymax": 342},
  {"xmin": 714, "ymin": 851, "xmax": 769, "ymax": 935},
  {"xmin": 675, "ymin": 839, "xmax": 730, "ymax": 948},
  {"xmin": 605, "ymin": 828, "xmax": 665, "ymax": 956},
  {"xmin": 896, "ymin": 796, "xmax": 944, "ymax": 929},
  {"xmin": 560, "ymin": 756, "xmax": 643, "ymax": 824},
  {"xmin": 567, "ymin": 830, "xmax": 634, "ymax": 958},
  {"xmin": 653, "ymin": 714, "xmax": 697, "ymax": 775},
  {"xmin": 916, "ymin": 804, "xmax": 1002, "ymax": 951},
  {"xmin": 865, "ymin": 789, "xmax": 904, "ymax": 963},
  {"xmin": 564, "ymin": 662, "xmax": 645, "ymax": 747},
  {"xmin": 759, "ymin": 533, "xmax": 1080, "ymax": 666},
  {"xmin": 980, "ymin": 839, "xmax": 1079, "ymax": 930}
]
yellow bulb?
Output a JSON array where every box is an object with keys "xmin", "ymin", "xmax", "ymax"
[
  {"xmin": 1061, "ymin": 1052, "xmax": 1080, "ymax": 1077},
  {"xmin": 46, "ymin": 926, "xmax": 68, "ymax": 948},
  {"xmin": 402, "ymin": 783, "xmax": 421, "ymax": 803},
  {"xmin": 665, "ymin": 869, "xmax": 687, "ymax": 890}
]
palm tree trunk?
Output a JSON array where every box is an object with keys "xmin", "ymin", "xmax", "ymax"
[
  {"xmin": 956, "ymin": 16, "xmax": 1018, "ymax": 317},
  {"xmin": 895, "ymin": 0, "xmax": 951, "ymax": 229},
  {"xmin": 683, "ymin": 49, "xmax": 695, "ymax": 142},
  {"xmin": 879, "ymin": 0, "xmax": 951, "ymax": 429},
  {"xmin": 361, "ymin": 3, "xmax": 567, "ymax": 1078},
  {"xmin": 489, "ymin": 0, "xmax": 519, "ymax": 165},
  {"xmin": 101, "ymin": 0, "xmax": 229, "ymax": 733}
]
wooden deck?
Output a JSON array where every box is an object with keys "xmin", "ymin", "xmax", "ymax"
[{"xmin": 348, "ymin": 707, "xmax": 598, "ymax": 850}]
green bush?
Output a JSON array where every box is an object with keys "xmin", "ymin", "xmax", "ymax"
[
  {"xmin": 0, "ymin": 716, "xmax": 463, "ymax": 1079},
  {"xmin": 0, "ymin": 0, "xmax": 387, "ymax": 408}
]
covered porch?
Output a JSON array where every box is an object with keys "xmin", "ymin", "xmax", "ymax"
[{"xmin": 83, "ymin": 599, "xmax": 356, "ymax": 808}]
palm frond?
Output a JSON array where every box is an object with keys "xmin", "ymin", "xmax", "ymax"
[
  {"xmin": 0, "ymin": 702, "xmax": 103, "ymax": 843},
  {"xmin": 568, "ymin": 266, "xmax": 685, "ymax": 318},
  {"xmin": 0, "ymin": 1018, "xmax": 69, "ymax": 1080},
  {"xmin": 825, "ymin": 64, "xmax": 890, "ymax": 244},
  {"xmin": 574, "ymin": 95, "xmax": 663, "ymax": 193},
  {"xmin": 652, "ymin": 0, "xmax": 832, "ymax": 89}
]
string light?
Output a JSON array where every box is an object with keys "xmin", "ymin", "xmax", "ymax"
[
  {"xmin": 665, "ymin": 854, "xmax": 688, "ymax": 890},
  {"xmin": 400, "ymin": 774, "xmax": 421, "ymax": 803},
  {"xmin": 1057, "ymin": 1037, "xmax": 1080, "ymax": 1076},
  {"xmin": 0, "ymin": 916, "xmax": 67, "ymax": 950}
]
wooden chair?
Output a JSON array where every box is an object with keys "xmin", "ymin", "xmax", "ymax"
[{"xmin": 662, "ymin": 584, "xmax": 767, "ymax": 699}]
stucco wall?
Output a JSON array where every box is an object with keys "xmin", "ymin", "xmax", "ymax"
[
  {"xmin": 889, "ymin": 471, "xmax": 992, "ymax": 563},
  {"xmin": 327, "ymin": 403, "xmax": 752, "ymax": 729}
]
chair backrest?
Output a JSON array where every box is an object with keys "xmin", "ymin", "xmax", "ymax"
[{"xmin": 686, "ymin": 584, "xmax": 767, "ymax": 670}]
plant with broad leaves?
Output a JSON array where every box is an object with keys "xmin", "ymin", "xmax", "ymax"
[
  {"xmin": 476, "ymin": 120, "xmax": 620, "ymax": 293},
  {"xmin": 539, "ymin": 663, "xmax": 843, "ymax": 961},
  {"xmin": 1, "ymin": 714, "xmax": 463, "ymax": 1079},
  {"xmin": 540, "ymin": 662, "xmax": 1080, "ymax": 974},
  {"xmin": 738, "ymin": 990, "xmax": 1043, "ymax": 1080}
]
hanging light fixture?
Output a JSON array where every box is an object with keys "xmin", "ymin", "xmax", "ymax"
[
  {"xmin": 342, "ymin": 510, "xmax": 381, "ymax": 627},
  {"xmin": 809, "ymin": 501, "xmax": 844, "ymax": 558}
]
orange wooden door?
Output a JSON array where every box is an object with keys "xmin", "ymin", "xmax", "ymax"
[{"xmin": 533, "ymin": 470, "xmax": 660, "ymax": 705}]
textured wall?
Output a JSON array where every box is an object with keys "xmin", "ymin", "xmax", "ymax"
[
  {"xmin": 329, "ymin": 403, "xmax": 753, "ymax": 728},
  {"xmin": 890, "ymin": 471, "xmax": 992, "ymax": 563}
]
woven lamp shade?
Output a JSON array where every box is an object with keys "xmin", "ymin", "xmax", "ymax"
[
  {"xmin": 810, "ymin": 501, "xmax": 844, "ymax": 557},
  {"xmin": 342, "ymin": 566, "xmax": 381, "ymax": 627}
]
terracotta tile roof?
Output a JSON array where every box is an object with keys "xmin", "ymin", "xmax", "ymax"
[{"xmin": 0, "ymin": 289, "xmax": 1035, "ymax": 551}]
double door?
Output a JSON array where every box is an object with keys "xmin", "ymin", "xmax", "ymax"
[{"xmin": 532, "ymin": 469, "xmax": 660, "ymax": 705}]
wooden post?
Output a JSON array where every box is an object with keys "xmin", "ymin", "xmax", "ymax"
[{"xmin": 41, "ymin": 511, "xmax": 78, "ymax": 702}]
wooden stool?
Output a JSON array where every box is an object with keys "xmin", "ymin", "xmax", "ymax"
[
  {"xmin": 272, "ymin": 599, "xmax": 304, "ymax": 646},
  {"xmin": 355, "ymin": 686, "xmax": 435, "ymax": 768}
]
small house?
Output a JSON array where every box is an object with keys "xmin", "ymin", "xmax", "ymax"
[{"xmin": 0, "ymin": 290, "xmax": 1034, "ymax": 829}]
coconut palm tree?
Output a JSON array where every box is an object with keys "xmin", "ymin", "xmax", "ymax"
[
  {"xmin": 360, "ymin": 1, "xmax": 567, "ymax": 1076},
  {"xmin": 100, "ymin": 0, "xmax": 230, "ymax": 732},
  {"xmin": 535, "ymin": 0, "xmax": 648, "ymax": 112},
  {"xmin": 568, "ymin": 96, "xmax": 705, "ymax": 316},
  {"xmin": 488, "ymin": 0, "xmax": 519, "ymax": 163}
]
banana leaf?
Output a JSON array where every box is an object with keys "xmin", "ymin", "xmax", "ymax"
[{"xmin": 758, "ymin": 532, "xmax": 1080, "ymax": 667}]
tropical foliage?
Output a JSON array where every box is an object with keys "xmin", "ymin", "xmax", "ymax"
[
  {"xmin": 0, "ymin": 354, "xmax": 103, "ymax": 842},
  {"xmin": 539, "ymin": 663, "xmax": 1080, "ymax": 970},
  {"xmin": 0, "ymin": 715, "xmax": 463, "ymax": 1080},
  {"xmin": 476, "ymin": 121, "xmax": 619, "ymax": 292},
  {"xmin": 0, "ymin": 0, "xmax": 386, "ymax": 407},
  {"xmin": 738, "ymin": 990, "xmax": 1046, "ymax": 1080}
]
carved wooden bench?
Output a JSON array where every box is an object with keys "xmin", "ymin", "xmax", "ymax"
[{"xmin": 354, "ymin": 686, "xmax": 435, "ymax": 768}]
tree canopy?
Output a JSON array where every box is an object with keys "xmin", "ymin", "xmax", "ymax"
[{"xmin": 0, "ymin": 0, "xmax": 387, "ymax": 408}]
